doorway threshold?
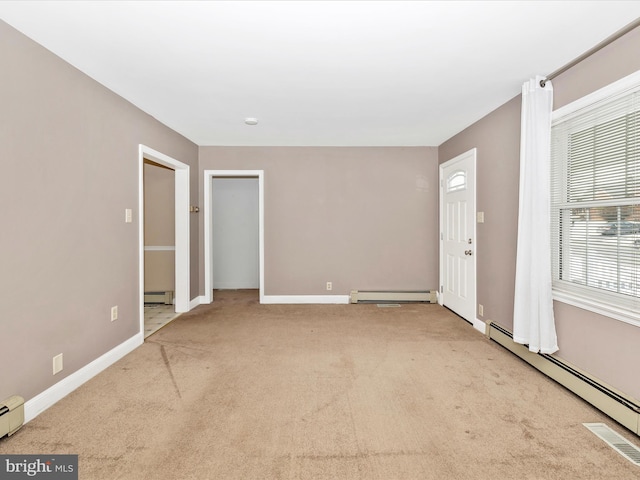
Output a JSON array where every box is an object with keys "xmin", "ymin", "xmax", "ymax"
[{"xmin": 144, "ymin": 304, "xmax": 181, "ymax": 338}]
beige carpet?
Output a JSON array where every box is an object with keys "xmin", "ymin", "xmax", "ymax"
[{"xmin": 2, "ymin": 290, "xmax": 639, "ymax": 479}]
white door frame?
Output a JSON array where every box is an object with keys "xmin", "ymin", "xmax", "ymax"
[
  {"xmin": 439, "ymin": 148, "xmax": 483, "ymax": 333},
  {"xmin": 138, "ymin": 145, "xmax": 191, "ymax": 335},
  {"xmin": 203, "ymin": 170, "xmax": 264, "ymax": 304}
]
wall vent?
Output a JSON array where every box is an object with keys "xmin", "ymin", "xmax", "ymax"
[{"xmin": 584, "ymin": 423, "xmax": 640, "ymax": 465}]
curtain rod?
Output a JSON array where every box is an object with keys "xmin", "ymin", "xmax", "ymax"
[{"xmin": 540, "ymin": 17, "xmax": 640, "ymax": 88}]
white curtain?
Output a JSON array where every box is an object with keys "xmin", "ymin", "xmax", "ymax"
[{"xmin": 513, "ymin": 76, "xmax": 558, "ymax": 354}]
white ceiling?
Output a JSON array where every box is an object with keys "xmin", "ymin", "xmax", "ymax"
[{"xmin": 2, "ymin": 1, "xmax": 640, "ymax": 146}]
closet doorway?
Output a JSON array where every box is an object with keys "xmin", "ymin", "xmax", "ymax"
[
  {"xmin": 203, "ymin": 170, "xmax": 264, "ymax": 304},
  {"xmin": 211, "ymin": 177, "xmax": 260, "ymax": 290}
]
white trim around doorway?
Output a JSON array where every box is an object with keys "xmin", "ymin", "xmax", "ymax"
[{"xmin": 139, "ymin": 145, "xmax": 191, "ymax": 338}]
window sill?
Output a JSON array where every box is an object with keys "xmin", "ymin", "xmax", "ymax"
[{"xmin": 552, "ymin": 289, "xmax": 640, "ymax": 328}]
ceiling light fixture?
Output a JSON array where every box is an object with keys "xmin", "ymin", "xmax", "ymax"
[{"xmin": 244, "ymin": 117, "xmax": 258, "ymax": 126}]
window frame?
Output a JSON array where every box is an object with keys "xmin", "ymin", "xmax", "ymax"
[{"xmin": 550, "ymin": 70, "xmax": 640, "ymax": 328}]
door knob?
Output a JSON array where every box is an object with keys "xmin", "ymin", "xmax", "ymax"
[{"xmin": 465, "ymin": 250, "xmax": 473, "ymax": 256}]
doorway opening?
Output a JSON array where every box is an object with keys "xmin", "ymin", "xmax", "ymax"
[
  {"xmin": 142, "ymin": 159, "xmax": 179, "ymax": 337},
  {"xmin": 138, "ymin": 145, "xmax": 190, "ymax": 338},
  {"xmin": 212, "ymin": 177, "xmax": 259, "ymax": 289},
  {"xmin": 203, "ymin": 170, "xmax": 264, "ymax": 304}
]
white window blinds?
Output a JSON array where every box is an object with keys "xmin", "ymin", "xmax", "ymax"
[{"xmin": 550, "ymin": 75, "xmax": 640, "ymax": 323}]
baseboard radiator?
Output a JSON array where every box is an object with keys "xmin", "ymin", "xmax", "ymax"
[
  {"xmin": 0, "ymin": 396, "xmax": 24, "ymax": 438},
  {"xmin": 487, "ymin": 321, "xmax": 640, "ymax": 436},
  {"xmin": 350, "ymin": 290, "xmax": 437, "ymax": 304},
  {"xmin": 144, "ymin": 290, "xmax": 174, "ymax": 304}
]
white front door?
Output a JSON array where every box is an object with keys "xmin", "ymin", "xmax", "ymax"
[{"xmin": 440, "ymin": 149, "xmax": 476, "ymax": 323}]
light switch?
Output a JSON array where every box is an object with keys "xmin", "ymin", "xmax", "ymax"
[
  {"xmin": 125, "ymin": 209, "xmax": 132, "ymax": 223},
  {"xmin": 477, "ymin": 211, "xmax": 485, "ymax": 223}
]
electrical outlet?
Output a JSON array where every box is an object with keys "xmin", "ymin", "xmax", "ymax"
[
  {"xmin": 326, "ymin": 281, "xmax": 332, "ymax": 291},
  {"xmin": 53, "ymin": 353, "xmax": 63, "ymax": 375},
  {"xmin": 111, "ymin": 305, "xmax": 118, "ymax": 322},
  {"xmin": 478, "ymin": 304, "xmax": 484, "ymax": 316}
]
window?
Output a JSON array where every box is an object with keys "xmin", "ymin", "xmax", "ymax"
[
  {"xmin": 447, "ymin": 170, "xmax": 466, "ymax": 192},
  {"xmin": 550, "ymin": 71, "xmax": 640, "ymax": 325}
]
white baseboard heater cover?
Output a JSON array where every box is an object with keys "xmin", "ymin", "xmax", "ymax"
[
  {"xmin": 144, "ymin": 291, "xmax": 174, "ymax": 305},
  {"xmin": 487, "ymin": 321, "xmax": 640, "ymax": 436},
  {"xmin": 0, "ymin": 395, "xmax": 24, "ymax": 438},
  {"xmin": 350, "ymin": 290, "xmax": 437, "ymax": 304}
]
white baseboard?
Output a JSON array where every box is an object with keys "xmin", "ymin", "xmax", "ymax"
[
  {"xmin": 262, "ymin": 295, "xmax": 350, "ymax": 304},
  {"xmin": 189, "ymin": 296, "xmax": 205, "ymax": 309},
  {"xmin": 24, "ymin": 333, "xmax": 143, "ymax": 423},
  {"xmin": 473, "ymin": 318, "xmax": 487, "ymax": 334}
]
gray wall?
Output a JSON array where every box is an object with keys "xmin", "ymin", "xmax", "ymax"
[
  {"xmin": 438, "ymin": 26, "xmax": 640, "ymax": 401},
  {"xmin": 0, "ymin": 20, "xmax": 199, "ymax": 402},
  {"xmin": 199, "ymin": 147, "xmax": 440, "ymax": 297}
]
